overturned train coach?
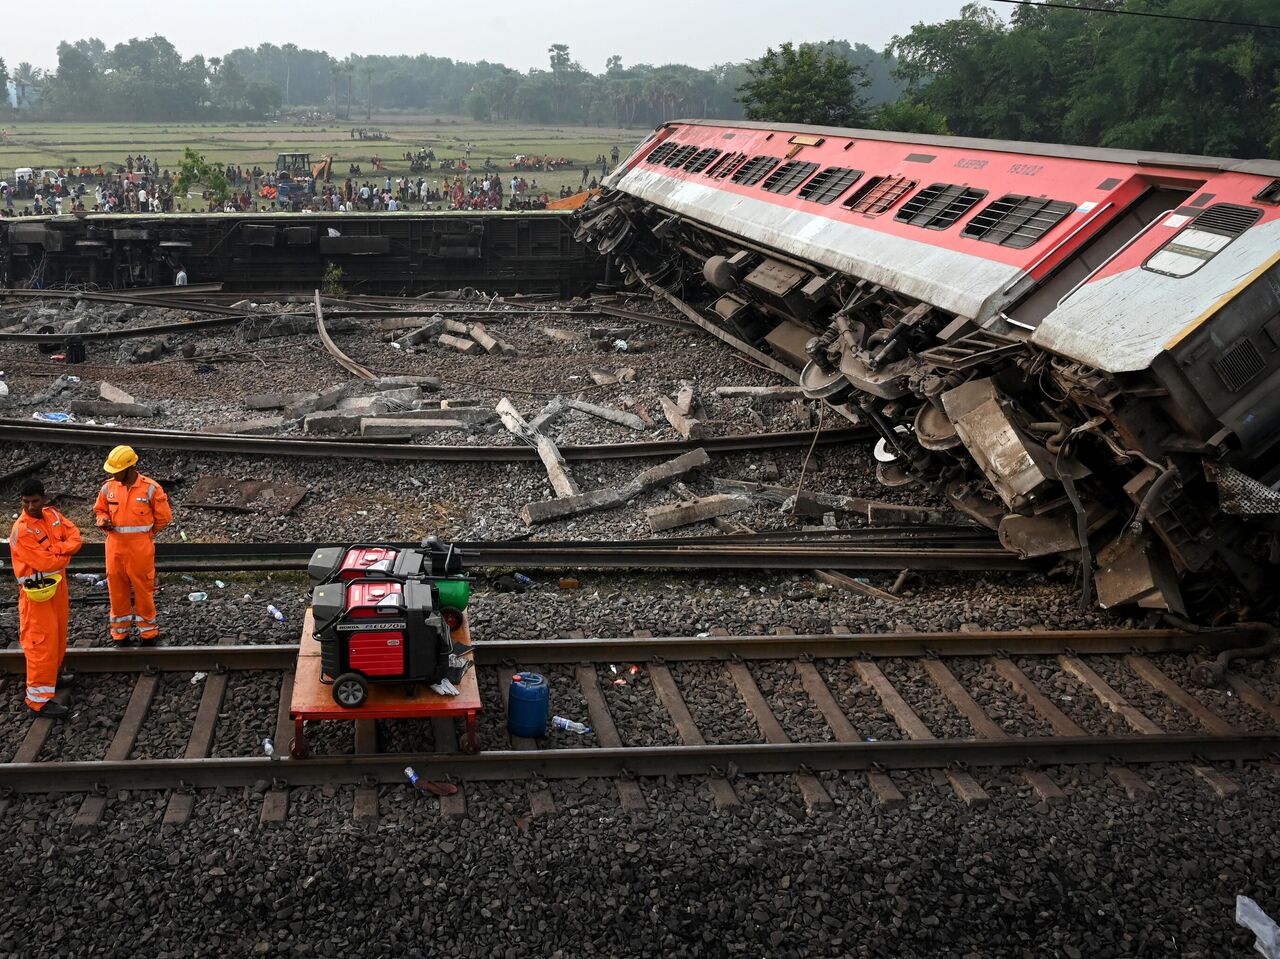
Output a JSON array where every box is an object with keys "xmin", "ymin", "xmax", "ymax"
[{"xmin": 578, "ymin": 120, "xmax": 1280, "ymax": 618}]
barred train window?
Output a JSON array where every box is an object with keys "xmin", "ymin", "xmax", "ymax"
[
  {"xmin": 799, "ymin": 167, "xmax": 863, "ymax": 205},
  {"xmin": 761, "ymin": 160, "xmax": 819, "ymax": 195},
  {"xmin": 1143, "ymin": 203, "xmax": 1263, "ymax": 278},
  {"xmin": 663, "ymin": 145, "xmax": 699, "ymax": 168},
  {"xmin": 684, "ymin": 148, "xmax": 722, "ymax": 173},
  {"xmin": 843, "ymin": 175, "xmax": 918, "ymax": 216},
  {"xmin": 895, "ymin": 183, "xmax": 988, "ymax": 230},
  {"xmin": 731, "ymin": 155, "xmax": 781, "ymax": 186},
  {"xmin": 647, "ymin": 142, "xmax": 679, "ymax": 165},
  {"xmin": 962, "ymin": 194, "xmax": 1075, "ymax": 248}
]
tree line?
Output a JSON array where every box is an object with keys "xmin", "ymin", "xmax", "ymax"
[{"xmin": 3, "ymin": 1, "xmax": 1279, "ymax": 159}]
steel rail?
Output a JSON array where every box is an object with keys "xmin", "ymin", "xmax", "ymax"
[
  {"xmin": 2, "ymin": 734, "xmax": 1276, "ymax": 793},
  {"xmin": 5, "ymin": 527, "xmax": 1004, "ymax": 574},
  {"xmin": 0, "ymin": 420, "xmax": 870, "ymax": 463},
  {"xmin": 0, "ymin": 626, "xmax": 1262, "ymax": 674}
]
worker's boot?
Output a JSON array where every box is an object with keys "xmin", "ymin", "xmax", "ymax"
[
  {"xmin": 56, "ymin": 671, "xmax": 76, "ymax": 688},
  {"xmin": 29, "ymin": 702, "xmax": 69, "ymax": 720}
]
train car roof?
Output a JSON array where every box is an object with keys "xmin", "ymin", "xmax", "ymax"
[{"xmin": 673, "ymin": 119, "xmax": 1280, "ymax": 180}]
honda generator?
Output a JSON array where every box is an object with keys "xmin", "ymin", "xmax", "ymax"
[{"xmin": 308, "ymin": 539, "xmax": 473, "ymax": 708}]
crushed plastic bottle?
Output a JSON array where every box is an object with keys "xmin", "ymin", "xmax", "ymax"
[
  {"xmin": 214, "ymin": 580, "xmax": 226, "ymax": 589},
  {"xmin": 73, "ymin": 573, "xmax": 99, "ymax": 583},
  {"xmin": 190, "ymin": 672, "xmax": 207, "ymax": 685},
  {"xmin": 179, "ymin": 530, "xmax": 188, "ymax": 542},
  {"xmin": 266, "ymin": 604, "xmax": 286, "ymax": 622},
  {"xmin": 552, "ymin": 716, "xmax": 591, "ymax": 735},
  {"xmin": 1239, "ymin": 896, "xmax": 1280, "ymax": 959},
  {"xmin": 513, "ymin": 573, "xmax": 532, "ymax": 587},
  {"xmin": 262, "ymin": 738, "xmax": 275, "ymax": 758},
  {"xmin": 187, "ymin": 592, "xmax": 208, "ymax": 602}
]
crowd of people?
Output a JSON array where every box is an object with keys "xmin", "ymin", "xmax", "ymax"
[{"xmin": 1, "ymin": 141, "xmax": 627, "ymax": 217}]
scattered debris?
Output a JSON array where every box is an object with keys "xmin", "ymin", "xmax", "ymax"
[
  {"xmin": 542, "ymin": 327, "xmax": 584, "ymax": 343},
  {"xmin": 360, "ymin": 417, "xmax": 473, "ymax": 437},
  {"xmin": 99, "ymin": 382, "xmax": 136, "ymax": 405},
  {"xmin": 206, "ymin": 416, "xmax": 290, "ymax": 435},
  {"xmin": 69, "ymin": 400, "xmax": 158, "ymax": 418},
  {"xmin": 497, "ymin": 398, "xmax": 579, "ymax": 498},
  {"xmin": 564, "ymin": 398, "xmax": 646, "ymax": 431},
  {"xmin": 521, "ymin": 448, "xmax": 710, "ymax": 524},
  {"xmin": 659, "ymin": 395, "xmax": 706, "ymax": 439},
  {"xmin": 713, "ymin": 385, "xmax": 807, "ymax": 401},
  {"xmin": 439, "ymin": 333, "xmax": 481, "ymax": 355},
  {"xmin": 588, "ymin": 368, "xmax": 618, "ymax": 386},
  {"xmin": 645, "ymin": 492, "xmax": 751, "ymax": 532}
]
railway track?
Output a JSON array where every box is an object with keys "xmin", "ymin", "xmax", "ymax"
[
  {"xmin": 0, "ymin": 419, "xmax": 868, "ymax": 463},
  {"xmin": 1, "ymin": 625, "xmax": 1275, "ymax": 823},
  {"xmin": 8, "ymin": 528, "xmax": 1023, "ymax": 574}
]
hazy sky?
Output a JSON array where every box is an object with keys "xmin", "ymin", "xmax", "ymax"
[{"xmin": 5, "ymin": 0, "xmax": 984, "ymax": 73}]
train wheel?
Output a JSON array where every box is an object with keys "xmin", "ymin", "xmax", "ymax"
[{"xmin": 333, "ymin": 672, "xmax": 368, "ymax": 708}]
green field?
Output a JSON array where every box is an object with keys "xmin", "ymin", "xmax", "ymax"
[{"xmin": 0, "ymin": 117, "xmax": 649, "ymax": 197}]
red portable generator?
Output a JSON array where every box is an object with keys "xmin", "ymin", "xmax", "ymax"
[
  {"xmin": 309, "ymin": 540, "xmax": 473, "ymax": 708},
  {"xmin": 308, "ymin": 537, "xmax": 466, "ymax": 586}
]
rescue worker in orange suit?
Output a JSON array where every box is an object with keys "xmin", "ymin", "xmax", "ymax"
[
  {"xmin": 8, "ymin": 478, "xmax": 82, "ymax": 718},
  {"xmin": 94, "ymin": 446, "xmax": 172, "ymax": 646}
]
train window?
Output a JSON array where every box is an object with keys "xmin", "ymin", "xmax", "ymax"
[
  {"xmin": 799, "ymin": 167, "xmax": 863, "ymax": 205},
  {"xmin": 761, "ymin": 160, "xmax": 819, "ymax": 195},
  {"xmin": 842, "ymin": 174, "xmax": 918, "ymax": 216},
  {"xmin": 685, "ymin": 148, "xmax": 723, "ymax": 173},
  {"xmin": 664, "ymin": 145, "xmax": 699, "ymax": 168},
  {"xmin": 1144, "ymin": 202, "xmax": 1264, "ymax": 278},
  {"xmin": 962, "ymin": 194, "xmax": 1075, "ymax": 248},
  {"xmin": 648, "ymin": 142, "xmax": 679, "ymax": 165},
  {"xmin": 895, "ymin": 183, "xmax": 988, "ymax": 230},
  {"xmin": 731, "ymin": 155, "xmax": 782, "ymax": 186},
  {"xmin": 707, "ymin": 151, "xmax": 747, "ymax": 178}
]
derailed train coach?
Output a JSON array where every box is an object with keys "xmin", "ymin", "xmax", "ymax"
[{"xmin": 577, "ymin": 119, "xmax": 1280, "ymax": 618}]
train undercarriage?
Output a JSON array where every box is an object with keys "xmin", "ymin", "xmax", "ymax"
[{"xmin": 576, "ymin": 190, "xmax": 1280, "ymax": 621}]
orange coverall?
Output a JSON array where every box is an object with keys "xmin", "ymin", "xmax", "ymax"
[
  {"xmin": 8, "ymin": 507, "xmax": 82, "ymax": 710},
  {"xmin": 94, "ymin": 473, "xmax": 172, "ymax": 643}
]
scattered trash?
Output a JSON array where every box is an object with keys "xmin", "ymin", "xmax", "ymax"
[
  {"xmin": 628, "ymin": 665, "xmax": 640, "ymax": 676},
  {"xmin": 513, "ymin": 573, "xmax": 532, "ymax": 587},
  {"xmin": 0, "ymin": 382, "xmax": 8, "ymax": 399},
  {"xmin": 1238, "ymin": 896, "xmax": 1280, "ymax": 959},
  {"xmin": 73, "ymin": 573, "xmax": 99, "ymax": 583},
  {"xmin": 262, "ymin": 738, "xmax": 275, "ymax": 758},
  {"xmin": 66, "ymin": 376, "xmax": 81, "ymax": 384},
  {"xmin": 559, "ymin": 577, "xmax": 580, "ymax": 589},
  {"xmin": 612, "ymin": 678, "xmax": 628, "ymax": 686},
  {"xmin": 552, "ymin": 716, "xmax": 591, "ymax": 735},
  {"xmin": 179, "ymin": 531, "xmax": 188, "ymax": 542},
  {"xmin": 180, "ymin": 575, "xmax": 195, "ymax": 582},
  {"xmin": 865, "ymin": 737, "xmax": 878, "ymax": 743},
  {"xmin": 612, "ymin": 339, "xmax": 629, "ymax": 352},
  {"xmin": 404, "ymin": 765, "xmax": 459, "ymax": 797},
  {"xmin": 266, "ymin": 604, "xmax": 287, "ymax": 622},
  {"xmin": 190, "ymin": 672, "xmax": 207, "ymax": 685},
  {"xmin": 215, "ymin": 580, "xmax": 226, "ymax": 589},
  {"xmin": 32, "ymin": 412, "xmax": 72, "ymax": 423},
  {"xmin": 187, "ymin": 592, "xmax": 208, "ymax": 602}
]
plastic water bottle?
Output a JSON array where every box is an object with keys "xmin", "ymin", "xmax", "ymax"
[
  {"xmin": 513, "ymin": 573, "xmax": 532, "ymax": 587},
  {"xmin": 267, "ymin": 604, "xmax": 286, "ymax": 622},
  {"xmin": 405, "ymin": 766, "xmax": 420, "ymax": 787},
  {"xmin": 263, "ymin": 738, "xmax": 275, "ymax": 758},
  {"xmin": 552, "ymin": 716, "xmax": 591, "ymax": 735},
  {"xmin": 188, "ymin": 592, "xmax": 208, "ymax": 602}
]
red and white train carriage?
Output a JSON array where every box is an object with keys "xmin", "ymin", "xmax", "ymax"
[{"xmin": 579, "ymin": 119, "xmax": 1280, "ymax": 618}]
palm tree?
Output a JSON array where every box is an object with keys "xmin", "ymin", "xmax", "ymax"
[{"xmin": 13, "ymin": 61, "xmax": 37, "ymax": 109}]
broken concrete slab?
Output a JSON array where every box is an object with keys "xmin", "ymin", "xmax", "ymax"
[
  {"xmin": 392, "ymin": 318, "xmax": 445, "ymax": 348},
  {"xmin": 304, "ymin": 411, "xmax": 364, "ymax": 435},
  {"xmin": 496, "ymin": 397, "xmax": 579, "ymax": 498},
  {"xmin": 336, "ymin": 396, "xmax": 377, "ymax": 412},
  {"xmin": 675, "ymin": 384, "xmax": 696, "ymax": 416},
  {"xmin": 632, "ymin": 449, "xmax": 711, "ymax": 491},
  {"xmin": 521, "ymin": 448, "xmax": 709, "ymax": 525},
  {"xmin": 645, "ymin": 493, "xmax": 752, "ymax": 532},
  {"xmin": 658, "ymin": 396, "xmax": 706, "ymax": 439},
  {"xmin": 713, "ymin": 385, "xmax": 808, "ymax": 401},
  {"xmin": 565, "ymin": 398, "xmax": 646, "ymax": 431},
  {"xmin": 368, "ymin": 387, "xmax": 424, "ymax": 413},
  {"xmin": 439, "ymin": 333, "xmax": 481, "ymax": 355},
  {"xmin": 529, "ymin": 397, "xmax": 566, "ymax": 433},
  {"xmin": 205, "ymin": 416, "xmax": 288, "ymax": 435},
  {"xmin": 368, "ymin": 407, "xmax": 493, "ymax": 426},
  {"xmin": 367, "ymin": 374, "xmax": 440, "ymax": 392},
  {"xmin": 468, "ymin": 323, "xmax": 501, "ymax": 354},
  {"xmin": 588, "ymin": 368, "xmax": 618, "ymax": 386},
  {"xmin": 99, "ymin": 382, "xmax": 136, "ymax": 405},
  {"xmin": 69, "ymin": 400, "xmax": 158, "ymax": 418},
  {"xmin": 359, "ymin": 417, "xmax": 472, "ymax": 437},
  {"xmin": 286, "ymin": 383, "xmax": 348, "ymax": 418}
]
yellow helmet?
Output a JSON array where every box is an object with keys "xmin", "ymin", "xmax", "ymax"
[
  {"xmin": 103, "ymin": 445, "xmax": 139, "ymax": 474},
  {"xmin": 22, "ymin": 573, "xmax": 62, "ymax": 603}
]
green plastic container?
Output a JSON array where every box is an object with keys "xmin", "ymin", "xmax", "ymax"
[{"xmin": 434, "ymin": 578, "xmax": 471, "ymax": 611}]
